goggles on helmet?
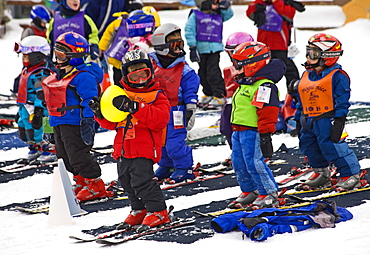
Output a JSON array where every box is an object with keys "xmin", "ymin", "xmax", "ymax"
[
  {"xmin": 127, "ymin": 68, "xmax": 152, "ymax": 84},
  {"xmin": 306, "ymin": 46, "xmax": 343, "ymax": 60},
  {"xmin": 232, "ymin": 52, "xmax": 271, "ymax": 70},
  {"xmin": 14, "ymin": 42, "xmax": 50, "ymax": 54},
  {"xmin": 224, "ymin": 45, "xmax": 237, "ymax": 51}
]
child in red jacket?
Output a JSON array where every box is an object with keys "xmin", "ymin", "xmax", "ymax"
[{"xmin": 90, "ymin": 49, "xmax": 171, "ymax": 232}]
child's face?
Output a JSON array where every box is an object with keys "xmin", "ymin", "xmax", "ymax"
[
  {"xmin": 22, "ymin": 54, "xmax": 30, "ymax": 66},
  {"xmin": 66, "ymin": 0, "xmax": 80, "ymax": 11}
]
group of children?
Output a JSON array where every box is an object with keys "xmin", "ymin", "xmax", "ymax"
[{"xmin": 12, "ymin": 0, "xmax": 362, "ymax": 232}]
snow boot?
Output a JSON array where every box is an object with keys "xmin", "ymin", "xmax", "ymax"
[
  {"xmin": 334, "ymin": 174, "xmax": 361, "ymax": 191},
  {"xmin": 227, "ymin": 190, "xmax": 259, "ymax": 209},
  {"xmin": 169, "ymin": 168, "xmax": 195, "ymax": 183},
  {"xmin": 116, "ymin": 209, "xmax": 147, "ymax": 230},
  {"xmin": 73, "ymin": 175, "xmax": 85, "ymax": 195},
  {"xmin": 251, "ymin": 192, "xmax": 279, "ymax": 209},
  {"xmin": 17, "ymin": 144, "xmax": 42, "ymax": 164},
  {"xmin": 76, "ymin": 177, "xmax": 107, "ymax": 202},
  {"xmin": 153, "ymin": 166, "xmax": 173, "ymax": 181},
  {"xmin": 136, "ymin": 209, "xmax": 170, "ymax": 233},
  {"xmin": 303, "ymin": 167, "xmax": 331, "ymax": 189}
]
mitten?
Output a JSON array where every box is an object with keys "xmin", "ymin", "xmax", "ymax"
[
  {"xmin": 88, "ymin": 96, "xmax": 104, "ymax": 119},
  {"xmin": 32, "ymin": 107, "xmax": 44, "ymax": 129},
  {"xmin": 285, "ymin": 0, "xmax": 306, "ymax": 12},
  {"xmin": 112, "ymin": 95, "xmax": 139, "ymax": 114},
  {"xmin": 219, "ymin": 0, "xmax": 231, "ymax": 9},
  {"xmin": 90, "ymin": 44, "xmax": 100, "ymax": 60},
  {"xmin": 189, "ymin": 46, "xmax": 200, "ymax": 63},
  {"xmin": 80, "ymin": 118, "xmax": 96, "ymax": 146},
  {"xmin": 185, "ymin": 103, "xmax": 196, "ymax": 131},
  {"xmin": 330, "ymin": 116, "xmax": 346, "ymax": 143},
  {"xmin": 253, "ymin": 4, "xmax": 266, "ymax": 27},
  {"xmin": 260, "ymin": 133, "xmax": 273, "ymax": 159}
]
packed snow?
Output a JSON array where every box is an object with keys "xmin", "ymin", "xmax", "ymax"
[{"xmin": 0, "ymin": 4, "xmax": 370, "ymax": 255}]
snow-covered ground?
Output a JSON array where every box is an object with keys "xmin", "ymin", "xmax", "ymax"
[{"xmin": 0, "ymin": 5, "xmax": 370, "ymax": 255}]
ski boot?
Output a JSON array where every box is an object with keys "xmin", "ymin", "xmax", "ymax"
[
  {"xmin": 249, "ymin": 192, "xmax": 279, "ymax": 210},
  {"xmin": 222, "ymin": 155, "xmax": 232, "ymax": 167},
  {"xmin": 116, "ymin": 209, "xmax": 147, "ymax": 230},
  {"xmin": 153, "ymin": 166, "xmax": 173, "ymax": 181},
  {"xmin": 37, "ymin": 151, "xmax": 57, "ymax": 163},
  {"xmin": 295, "ymin": 167, "xmax": 331, "ymax": 191},
  {"xmin": 227, "ymin": 190, "xmax": 259, "ymax": 209},
  {"xmin": 198, "ymin": 95, "xmax": 213, "ymax": 108},
  {"xmin": 76, "ymin": 177, "xmax": 108, "ymax": 202},
  {"xmin": 333, "ymin": 174, "xmax": 361, "ymax": 192},
  {"xmin": 168, "ymin": 168, "xmax": 195, "ymax": 184},
  {"xmin": 17, "ymin": 144, "xmax": 42, "ymax": 164},
  {"xmin": 136, "ymin": 209, "xmax": 170, "ymax": 233},
  {"xmin": 203, "ymin": 97, "xmax": 225, "ymax": 110},
  {"xmin": 73, "ymin": 175, "xmax": 85, "ymax": 195}
]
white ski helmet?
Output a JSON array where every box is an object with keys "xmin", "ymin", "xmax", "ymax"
[
  {"xmin": 15, "ymin": 35, "xmax": 50, "ymax": 56},
  {"xmin": 152, "ymin": 23, "xmax": 182, "ymax": 56}
]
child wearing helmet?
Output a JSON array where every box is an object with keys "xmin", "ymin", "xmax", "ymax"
[
  {"xmin": 89, "ymin": 49, "xmax": 171, "ymax": 232},
  {"xmin": 294, "ymin": 33, "xmax": 361, "ymax": 191},
  {"xmin": 184, "ymin": 0, "xmax": 234, "ymax": 110},
  {"xmin": 220, "ymin": 32, "xmax": 254, "ymax": 153},
  {"xmin": 229, "ymin": 41, "xmax": 286, "ymax": 209},
  {"xmin": 42, "ymin": 32, "xmax": 108, "ymax": 202},
  {"xmin": 13, "ymin": 35, "xmax": 55, "ymax": 164},
  {"xmin": 149, "ymin": 23, "xmax": 200, "ymax": 183},
  {"xmin": 20, "ymin": 5, "xmax": 52, "ymax": 40},
  {"xmin": 47, "ymin": 0, "xmax": 100, "ymax": 61}
]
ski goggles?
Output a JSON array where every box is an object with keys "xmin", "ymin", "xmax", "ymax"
[
  {"xmin": 232, "ymin": 52, "xmax": 271, "ymax": 70},
  {"xmin": 167, "ymin": 39, "xmax": 184, "ymax": 51},
  {"xmin": 127, "ymin": 68, "xmax": 152, "ymax": 84},
  {"xmin": 14, "ymin": 42, "xmax": 50, "ymax": 54},
  {"xmin": 54, "ymin": 48, "xmax": 88, "ymax": 61},
  {"xmin": 306, "ymin": 46, "xmax": 343, "ymax": 60}
]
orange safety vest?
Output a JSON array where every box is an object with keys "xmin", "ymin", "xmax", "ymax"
[
  {"xmin": 42, "ymin": 72, "xmax": 82, "ymax": 116},
  {"xmin": 298, "ymin": 69, "xmax": 346, "ymax": 117},
  {"xmin": 152, "ymin": 61, "xmax": 184, "ymax": 106}
]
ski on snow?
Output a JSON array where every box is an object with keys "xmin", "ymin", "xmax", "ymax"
[{"xmin": 95, "ymin": 218, "xmax": 196, "ymax": 245}]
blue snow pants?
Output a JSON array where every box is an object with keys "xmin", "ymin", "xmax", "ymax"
[
  {"xmin": 159, "ymin": 106, "xmax": 193, "ymax": 170},
  {"xmin": 232, "ymin": 129, "xmax": 278, "ymax": 195},
  {"xmin": 299, "ymin": 117, "xmax": 360, "ymax": 177}
]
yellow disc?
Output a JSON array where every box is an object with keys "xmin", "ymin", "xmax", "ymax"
[{"xmin": 100, "ymin": 85, "xmax": 129, "ymax": 123}]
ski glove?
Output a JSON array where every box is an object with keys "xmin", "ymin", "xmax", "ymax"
[
  {"xmin": 88, "ymin": 96, "xmax": 104, "ymax": 119},
  {"xmin": 260, "ymin": 133, "xmax": 273, "ymax": 159},
  {"xmin": 189, "ymin": 46, "xmax": 200, "ymax": 63},
  {"xmin": 80, "ymin": 117, "xmax": 96, "ymax": 146},
  {"xmin": 113, "ymin": 95, "xmax": 139, "ymax": 114},
  {"xmin": 253, "ymin": 4, "xmax": 266, "ymax": 27},
  {"xmin": 90, "ymin": 44, "xmax": 100, "ymax": 60},
  {"xmin": 285, "ymin": 0, "xmax": 306, "ymax": 12},
  {"xmin": 330, "ymin": 116, "xmax": 346, "ymax": 143},
  {"xmin": 185, "ymin": 103, "xmax": 197, "ymax": 131},
  {"xmin": 32, "ymin": 107, "xmax": 44, "ymax": 130},
  {"xmin": 219, "ymin": 0, "xmax": 231, "ymax": 9}
]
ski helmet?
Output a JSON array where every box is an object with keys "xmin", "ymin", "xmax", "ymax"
[
  {"xmin": 15, "ymin": 35, "xmax": 50, "ymax": 66},
  {"xmin": 305, "ymin": 33, "xmax": 343, "ymax": 69},
  {"xmin": 194, "ymin": 0, "xmax": 213, "ymax": 11},
  {"xmin": 142, "ymin": 6, "xmax": 161, "ymax": 28},
  {"xmin": 225, "ymin": 32, "xmax": 254, "ymax": 51},
  {"xmin": 30, "ymin": 5, "xmax": 52, "ymax": 23},
  {"xmin": 152, "ymin": 23, "xmax": 184, "ymax": 57},
  {"xmin": 232, "ymin": 41, "xmax": 271, "ymax": 77},
  {"xmin": 54, "ymin": 32, "xmax": 89, "ymax": 67},
  {"xmin": 127, "ymin": 10, "xmax": 155, "ymax": 37},
  {"xmin": 121, "ymin": 49, "xmax": 154, "ymax": 88}
]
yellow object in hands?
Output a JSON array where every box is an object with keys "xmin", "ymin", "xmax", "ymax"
[{"xmin": 100, "ymin": 85, "xmax": 129, "ymax": 122}]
